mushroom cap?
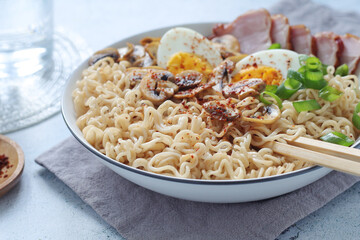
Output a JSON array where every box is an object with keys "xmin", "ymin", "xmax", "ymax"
[
  {"xmin": 222, "ymin": 78, "xmax": 266, "ymax": 100},
  {"xmin": 211, "ymin": 34, "xmax": 241, "ymax": 53},
  {"xmin": 173, "ymin": 70, "xmax": 203, "ymax": 90},
  {"xmin": 202, "ymin": 98, "xmax": 240, "ymax": 121},
  {"xmin": 139, "ymin": 70, "xmax": 178, "ymax": 105},
  {"xmin": 145, "ymin": 42, "xmax": 159, "ymax": 62},
  {"xmin": 88, "ymin": 47, "xmax": 120, "ymax": 66},
  {"xmin": 241, "ymin": 104, "xmax": 281, "ymax": 124}
]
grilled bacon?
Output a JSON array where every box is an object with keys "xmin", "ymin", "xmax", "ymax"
[
  {"xmin": 289, "ymin": 25, "xmax": 316, "ymax": 55},
  {"xmin": 212, "ymin": 9, "xmax": 272, "ymax": 54},
  {"xmin": 339, "ymin": 34, "xmax": 360, "ymax": 74},
  {"xmin": 270, "ymin": 14, "xmax": 291, "ymax": 49},
  {"xmin": 314, "ymin": 32, "xmax": 344, "ymax": 67}
]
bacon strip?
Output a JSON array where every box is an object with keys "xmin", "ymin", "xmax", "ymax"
[
  {"xmin": 212, "ymin": 9, "xmax": 272, "ymax": 54},
  {"xmin": 339, "ymin": 34, "xmax": 360, "ymax": 74},
  {"xmin": 270, "ymin": 14, "xmax": 291, "ymax": 49},
  {"xmin": 290, "ymin": 25, "xmax": 316, "ymax": 55},
  {"xmin": 314, "ymin": 32, "xmax": 343, "ymax": 67}
]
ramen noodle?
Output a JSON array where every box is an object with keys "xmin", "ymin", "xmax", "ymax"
[{"xmin": 72, "ymin": 52, "xmax": 360, "ymax": 180}]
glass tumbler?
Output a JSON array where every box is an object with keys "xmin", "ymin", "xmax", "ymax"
[{"xmin": 0, "ymin": 0, "xmax": 53, "ymax": 81}]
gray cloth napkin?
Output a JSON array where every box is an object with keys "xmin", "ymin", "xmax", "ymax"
[
  {"xmin": 36, "ymin": 138, "xmax": 359, "ymax": 240},
  {"xmin": 36, "ymin": 0, "xmax": 360, "ymax": 239}
]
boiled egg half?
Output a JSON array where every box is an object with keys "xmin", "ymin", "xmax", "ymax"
[
  {"xmin": 232, "ymin": 49, "xmax": 301, "ymax": 85},
  {"xmin": 157, "ymin": 27, "xmax": 222, "ymax": 76}
]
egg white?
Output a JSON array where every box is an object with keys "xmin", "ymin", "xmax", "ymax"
[
  {"xmin": 233, "ymin": 49, "xmax": 301, "ymax": 80},
  {"xmin": 157, "ymin": 27, "xmax": 222, "ymax": 69}
]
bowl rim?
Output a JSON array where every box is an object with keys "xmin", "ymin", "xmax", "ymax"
[{"xmin": 61, "ymin": 22, "xmax": 324, "ymax": 186}]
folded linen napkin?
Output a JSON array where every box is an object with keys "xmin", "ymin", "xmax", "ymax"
[
  {"xmin": 36, "ymin": 138, "xmax": 359, "ymax": 240},
  {"xmin": 36, "ymin": 0, "xmax": 360, "ymax": 239}
]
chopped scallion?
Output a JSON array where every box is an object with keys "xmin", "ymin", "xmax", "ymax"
[
  {"xmin": 304, "ymin": 70, "xmax": 327, "ymax": 89},
  {"xmin": 265, "ymin": 85, "xmax": 278, "ymax": 93},
  {"xmin": 320, "ymin": 131, "xmax": 354, "ymax": 147},
  {"xmin": 298, "ymin": 66, "xmax": 306, "ymax": 76},
  {"xmin": 293, "ymin": 99, "xmax": 321, "ymax": 112},
  {"xmin": 276, "ymin": 78, "xmax": 302, "ymax": 99},
  {"xmin": 269, "ymin": 43, "xmax": 281, "ymax": 49},
  {"xmin": 299, "ymin": 54, "xmax": 309, "ymax": 65},
  {"xmin": 306, "ymin": 57, "xmax": 322, "ymax": 71},
  {"xmin": 352, "ymin": 102, "xmax": 360, "ymax": 129},
  {"xmin": 287, "ymin": 69, "xmax": 304, "ymax": 83},
  {"xmin": 319, "ymin": 86, "xmax": 343, "ymax": 102},
  {"xmin": 322, "ymin": 64, "xmax": 328, "ymax": 75},
  {"xmin": 260, "ymin": 91, "xmax": 283, "ymax": 109},
  {"xmin": 335, "ymin": 64, "xmax": 349, "ymax": 77}
]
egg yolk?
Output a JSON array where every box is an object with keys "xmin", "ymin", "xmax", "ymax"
[
  {"xmin": 166, "ymin": 52, "xmax": 213, "ymax": 76},
  {"xmin": 232, "ymin": 66, "xmax": 283, "ymax": 85}
]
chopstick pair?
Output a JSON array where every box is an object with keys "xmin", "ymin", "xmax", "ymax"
[{"xmin": 266, "ymin": 137, "xmax": 360, "ymax": 176}]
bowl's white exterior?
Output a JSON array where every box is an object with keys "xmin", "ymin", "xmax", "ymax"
[{"xmin": 62, "ymin": 23, "xmax": 331, "ymax": 203}]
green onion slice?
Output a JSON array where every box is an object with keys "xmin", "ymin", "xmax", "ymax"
[
  {"xmin": 322, "ymin": 64, "xmax": 328, "ymax": 75},
  {"xmin": 265, "ymin": 85, "xmax": 278, "ymax": 93},
  {"xmin": 352, "ymin": 102, "xmax": 360, "ymax": 129},
  {"xmin": 287, "ymin": 69, "xmax": 304, "ymax": 83},
  {"xmin": 276, "ymin": 78, "xmax": 302, "ymax": 99},
  {"xmin": 304, "ymin": 70, "xmax": 327, "ymax": 89},
  {"xmin": 320, "ymin": 131, "xmax": 355, "ymax": 147},
  {"xmin": 299, "ymin": 54, "xmax": 309, "ymax": 65},
  {"xmin": 319, "ymin": 86, "xmax": 343, "ymax": 102},
  {"xmin": 298, "ymin": 65, "xmax": 306, "ymax": 74},
  {"xmin": 306, "ymin": 57, "xmax": 322, "ymax": 71},
  {"xmin": 260, "ymin": 91, "xmax": 283, "ymax": 109},
  {"xmin": 293, "ymin": 99, "xmax": 321, "ymax": 112},
  {"xmin": 335, "ymin": 64, "xmax": 349, "ymax": 77},
  {"xmin": 269, "ymin": 43, "xmax": 281, "ymax": 49}
]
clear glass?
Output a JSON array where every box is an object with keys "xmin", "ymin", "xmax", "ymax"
[
  {"xmin": 0, "ymin": 0, "xmax": 90, "ymax": 133},
  {"xmin": 0, "ymin": 0, "xmax": 53, "ymax": 80}
]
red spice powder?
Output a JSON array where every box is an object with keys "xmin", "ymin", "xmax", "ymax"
[{"xmin": 0, "ymin": 154, "xmax": 9, "ymax": 178}]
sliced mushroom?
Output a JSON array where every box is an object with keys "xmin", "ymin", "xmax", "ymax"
[
  {"xmin": 125, "ymin": 67, "xmax": 170, "ymax": 87},
  {"xmin": 88, "ymin": 48, "xmax": 120, "ymax": 66},
  {"xmin": 133, "ymin": 53, "xmax": 154, "ymax": 67},
  {"xmin": 203, "ymin": 98, "xmax": 240, "ymax": 121},
  {"xmin": 156, "ymin": 80, "xmax": 178, "ymax": 98},
  {"xmin": 147, "ymin": 70, "xmax": 174, "ymax": 81},
  {"xmin": 222, "ymin": 78, "xmax": 266, "ymax": 100},
  {"xmin": 211, "ymin": 34, "xmax": 241, "ymax": 59},
  {"xmin": 132, "ymin": 45, "xmax": 146, "ymax": 58},
  {"xmin": 220, "ymin": 51, "xmax": 239, "ymax": 59},
  {"xmin": 118, "ymin": 43, "xmax": 154, "ymax": 67},
  {"xmin": 139, "ymin": 70, "xmax": 178, "ymax": 105},
  {"xmin": 125, "ymin": 45, "xmax": 145, "ymax": 63},
  {"xmin": 212, "ymin": 34, "xmax": 241, "ymax": 53},
  {"xmin": 241, "ymin": 104, "xmax": 281, "ymax": 124},
  {"xmin": 125, "ymin": 68, "xmax": 151, "ymax": 87},
  {"xmin": 118, "ymin": 43, "xmax": 134, "ymax": 59},
  {"xmin": 210, "ymin": 59, "xmax": 235, "ymax": 92},
  {"xmin": 144, "ymin": 42, "xmax": 159, "ymax": 62},
  {"xmin": 226, "ymin": 54, "xmax": 248, "ymax": 64},
  {"xmin": 140, "ymin": 37, "xmax": 161, "ymax": 46},
  {"xmin": 172, "ymin": 70, "xmax": 203, "ymax": 90},
  {"xmin": 173, "ymin": 81, "xmax": 215, "ymax": 99}
]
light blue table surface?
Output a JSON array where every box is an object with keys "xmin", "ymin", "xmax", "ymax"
[{"xmin": 1, "ymin": 0, "xmax": 360, "ymax": 239}]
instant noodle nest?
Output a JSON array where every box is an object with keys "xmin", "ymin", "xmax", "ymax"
[{"xmin": 72, "ymin": 55, "xmax": 360, "ymax": 180}]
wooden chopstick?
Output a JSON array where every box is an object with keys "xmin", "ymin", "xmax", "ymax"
[
  {"xmin": 290, "ymin": 137, "xmax": 360, "ymax": 163},
  {"xmin": 267, "ymin": 137, "xmax": 360, "ymax": 176}
]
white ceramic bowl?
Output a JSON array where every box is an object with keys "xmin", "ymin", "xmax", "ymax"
[{"xmin": 62, "ymin": 23, "xmax": 332, "ymax": 203}]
